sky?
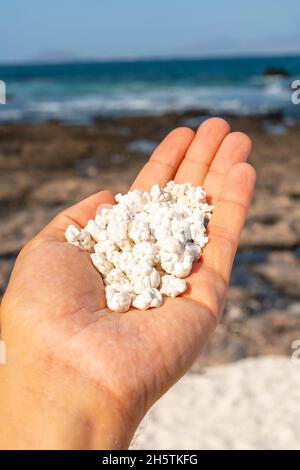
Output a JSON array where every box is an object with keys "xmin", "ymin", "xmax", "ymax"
[{"xmin": 1, "ymin": 0, "xmax": 300, "ymax": 63}]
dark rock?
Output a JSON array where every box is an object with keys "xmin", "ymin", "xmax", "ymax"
[
  {"xmin": 193, "ymin": 310, "xmax": 300, "ymax": 369},
  {"xmin": 253, "ymin": 252, "xmax": 300, "ymax": 298},
  {"xmin": 75, "ymin": 158, "xmax": 98, "ymax": 177},
  {"xmin": 127, "ymin": 139, "xmax": 158, "ymax": 155},
  {"xmin": 263, "ymin": 68, "xmax": 289, "ymax": 78},
  {"xmin": 0, "ymin": 207, "xmax": 59, "ymax": 256},
  {"xmin": 279, "ymin": 176, "xmax": 300, "ymax": 198},
  {"xmin": 30, "ymin": 178, "xmax": 107, "ymax": 206},
  {"xmin": 241, "ymin": 220, "xmax": 299, "ymax": 249},
  {"xmin": 0, "ymin": 172, "xmax": 32, "ymax": 204}
]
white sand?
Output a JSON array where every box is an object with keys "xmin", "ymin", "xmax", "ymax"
[{"xmin": 134, "ymin": 356, "xmax": 300, "ymax": 450}]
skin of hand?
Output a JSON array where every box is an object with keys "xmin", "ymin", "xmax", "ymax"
[{"xmin": 0, "ymin": 118, "xmax": 256, "ymax": 450}]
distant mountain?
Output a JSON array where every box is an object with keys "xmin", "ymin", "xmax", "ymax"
[{"xmin": 31, "ymin": 50, "xmax": 80, "ymax": 64}]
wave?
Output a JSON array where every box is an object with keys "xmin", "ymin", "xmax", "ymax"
[{"xmin": 0, "ymin": 81, "xmax": 298, "ymax": 123}]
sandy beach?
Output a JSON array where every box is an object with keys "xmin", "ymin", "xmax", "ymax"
[{"xmin": 134, "ymin": 356, "xmax": 300, "ymax": 450}]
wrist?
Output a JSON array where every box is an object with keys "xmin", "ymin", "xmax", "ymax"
[{"xmin": 0, "ymin": 356, "xmax": 135, "ymax": 450}]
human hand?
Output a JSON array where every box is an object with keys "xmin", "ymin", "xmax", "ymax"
[{"xmin": 0, "ymin": 118, "xmax": 255, "ymax": 449}]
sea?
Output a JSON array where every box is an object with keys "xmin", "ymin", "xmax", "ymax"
[{"xmin": 0, "ymin": 55, "xmax": 300, "ymax": 124}]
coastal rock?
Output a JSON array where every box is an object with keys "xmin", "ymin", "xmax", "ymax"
[
  {"xmin": 21, "ymin": 141, "xmax": 90, "ymax": 169},
  {"xmin": 279, "ymin": 175, "xmax": 300, "ymax": 197},
  {"xmin": 286, "ymin": 206, "xmax": 300, "ymax": 237},
  {"xmin": 0, "ymin": 172, "xmax": 32, "ymax": 203},
  {"xmin": 127, "ymin": 139, "xmax": 158, "ymax": 155},
  {"xmin": 75, "ymin": 158, "xmax": 98, "ymax": 177},
  {"xmin": 263, "ymin": 67, "xmax": 289, "ymax": 78},
  {"xmin": 195, "ymin": 323, "xmax": 247, "ymax": 366},
  {"xmin": 194, "ymin": 309, "xmax": 300, "ymax": 369},
  {"xmin": 226, "ymin": 286, "xmax": 250, "ymax": 304},
  {"xmin": 253, "ymin": 252, "xmax": 300, "ymax": 298},
  {"xmin": 287, "ymin": 303, "xmax": 300, "ymax": 317},
  {"xmin": 30, "ymin": 178, "xmax": 106, "ymax": 205},
  {"xmin": 0, "ymin": 207, "xmax": 59, "ymax": 256},
  {"xmin": 240, "ymin": 193, "xmax": 300, "ymax": 249},
  {"xmin": 241, "ymin": 220, "xmax": 299, "ymax": 248},
  {"xmin": 225, "ymin": 305, "xmax": 245, "ymax": 321},
  {"xmin": 225, "ymin": 286, "xmax": 250, "ymax": 320},
  {"xmin": 248, "ymin": 193, "xmax": 292, "ymax": 221}
]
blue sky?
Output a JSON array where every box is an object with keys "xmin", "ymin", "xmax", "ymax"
[{"xmin": 1, "ymin": 0, "xmax": 300, "ymax": 63}]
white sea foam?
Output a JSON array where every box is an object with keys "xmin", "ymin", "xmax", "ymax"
[{"xmin": 0, "ymin": 82, "xmax": 296, "ymax": 123}]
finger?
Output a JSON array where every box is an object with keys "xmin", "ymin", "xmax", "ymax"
[
  {"xmin": 40, "ymin": 190, "xmax": 115, "ymax": 240},
  {"xmin": 174, "ymin": 117, "xmax": 230, "ymax": 185},
  {"xmin": 203, "ymin": 132, "xmax": 252, "ymax": 203},
  {"xmin": 130, "ymin": 127, "xmax": 194, "ymax": 191},
  {"xmin": 202, "ymin": 163, "xmax": 256, "ymax": 283}
]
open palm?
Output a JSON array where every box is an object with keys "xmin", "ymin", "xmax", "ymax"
[{"xmin": 1, "ymin": 118, "xmax": 255, "ymax": 446}]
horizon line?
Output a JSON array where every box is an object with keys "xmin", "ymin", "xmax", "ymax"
[{"xmin": 0, "ymin": 51, "xmax": 300, "ymax": 67}]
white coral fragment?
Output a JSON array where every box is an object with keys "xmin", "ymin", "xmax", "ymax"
[
  {"xmin": 132, "ymin": 288, "xmax": 163, "ymax": 310},
  {"xmin": 65, "ymin": 181, "xmax": 212, "ymax": 312},
  {"xmin": 160, "ymin": 275, "xmax": 187, "ymax": 297},
  {"xmin": 106, "ymin": 286, "xmax": 132, "ymax": 313},
  {"xmin": 65, "ymin": 224, "xmax": 94, "ymax": 251}
]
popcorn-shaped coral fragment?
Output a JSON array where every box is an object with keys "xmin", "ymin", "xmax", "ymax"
[{"xmin": 65, "ymin": 182, "xmax": 212, "ymax": 312}]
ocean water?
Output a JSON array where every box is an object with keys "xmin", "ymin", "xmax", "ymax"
[{"xmin": 0, "ymin": 56, "xmax": 300, "ymax": 123}]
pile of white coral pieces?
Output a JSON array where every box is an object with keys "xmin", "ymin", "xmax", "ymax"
[{"xmin": 65, "ymin": 181, "xmax": 213, "ymax": 312}]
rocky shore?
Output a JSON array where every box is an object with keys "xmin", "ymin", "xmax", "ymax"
[{"xmin": 1, "ymin": 111, "xmax": 300, "ymax": 364}]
